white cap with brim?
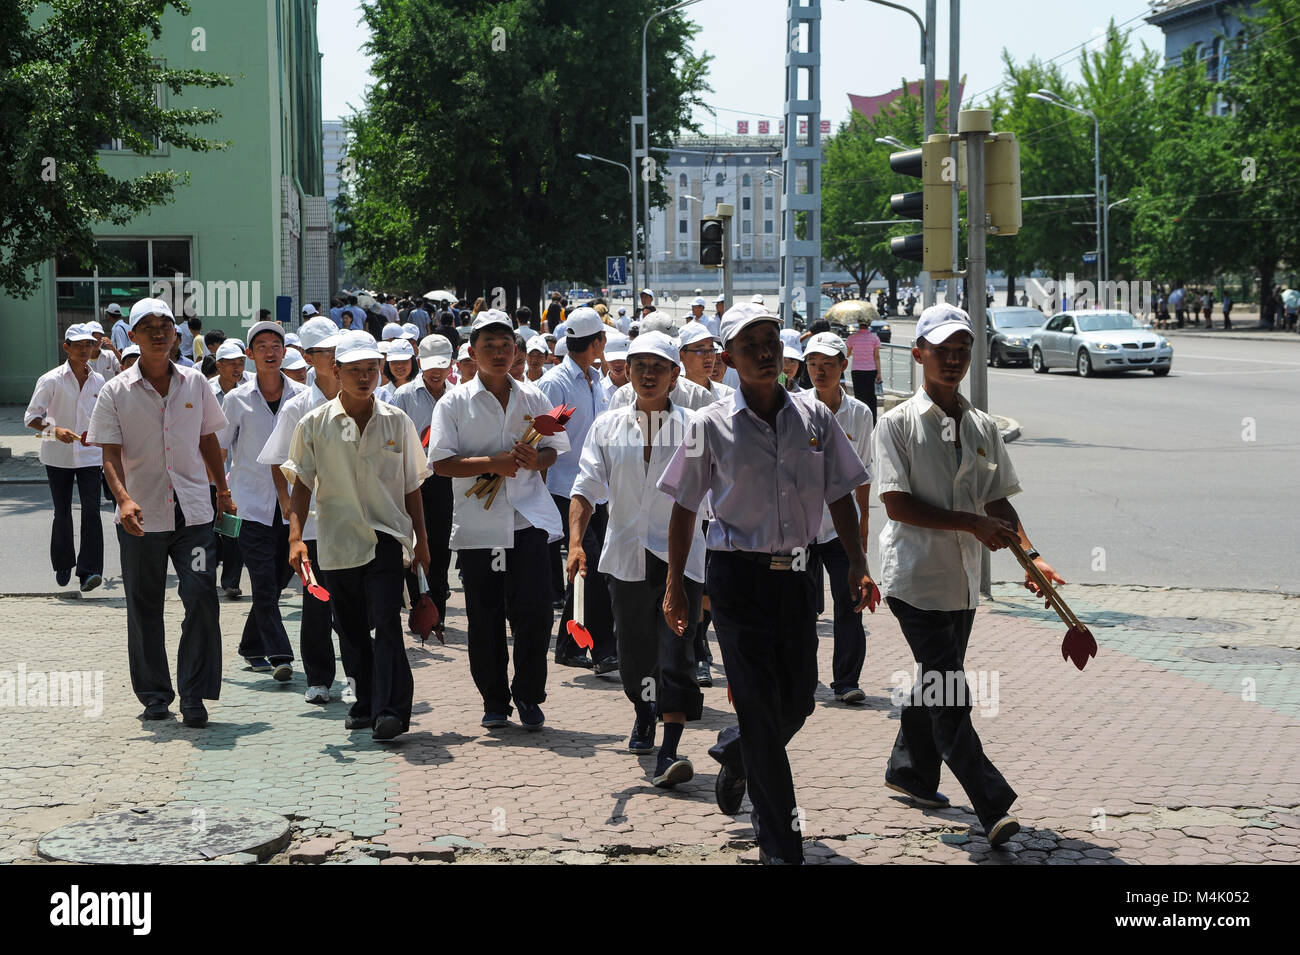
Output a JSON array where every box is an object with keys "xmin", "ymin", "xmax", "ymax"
[
  {"xmin": 377, "ymin": 341, "xmax": 391, "ymax": 355},
  {"xmin": 120, "ymin": 344, "xmax": 141, "ymax": 359},
  {"xmin": 471, "ymin": 309, "xmax": 513, "ymax": 334},
  {"xmin": 783, "ymin": 345, "xmax": 804, "ymax": 362},
  {"xmin": 418, "ymin": 334, "xmax": 453, "ymax": 369},
  {"xmin": 334, "ymin": 331, "xmax": 383, "ymax": 363},
  {"xmin": 285, "ymin": 333, "xmax": 301, "ymax": 347},
  {"xmin": 129, "ymin": 297, "xmax": 175, "ymax": 328},
  {"xmin": 554, "ymin": 338, "xmax": 569, "ymax": 358},
  {"xmin": 604, "ymin": 333, "xmax": 630, "ymax": 357},
  {"xmin": 525, "ymin": 337, "xmax": 550, "ymax": 355},
  {"xmin": 301, "ymin": 304, "xmax": 318, "ymax": 316},
  {"xmin": 457, "ymin": 343, "xmax": 473, "ymax": 362},
  {"xmin": 914, "ymin": 302, "xmax": 975, "ymax": 344},
  {"xmin": 639, "ymin": 288, "xmax": 655, "ymax": 299},
  {"xmin": 386, "ymin": 339, "xmax": 415, "ymax": 360},
  {"xmin": 299, "ymin": 317, "xmax": 343, "ymax": 350},
  {"xmin": 715, "ymin": 294, "xmax": 726, "ymax": 303},
  {"xmin": 281, "ymin": 350, "xmax": 307, "ymax": 371},
  {"xmin": 564, "ymin": 306, "xmax": 605, "ymax": 338},
  {"xmin": 677, "ymin": 321, "xmax": 713, "ymax": 348},
  {"xmin": 214, "ymin": 341, "xmax": 246, "ymax": 361},
  {"xmin": 381, "ymin": 323, "xmax": 404, "ymax": 341},
  {"xmin": 803, "ymin": 331, "xmax": 847, "ymax": 360},
  {"xmin": 247, "ymin": 320, "xmax": 285, "ymax": 345},
  {"xmin": 719, "ymin": 302, "xmax": 781, "ymax": 346},
  {"xmin": 64, "ymin": 323, "xmax": 97, "ymax": 343},
  {"xmin": 691, "ymin": 296, "xmax": 706, "ymax": 307},
  {"xmin": 628, "ymin": 330, "xmax": 679, "ymax": 365},
  {"xmin": 105, "ymin": 303, "xmax": 122, "ymax": 316},
  {"xmin": 86, "ymin": 320, "xmax": 105, "ymax": 335},
  {"xmin": 751, "ymin": 294, "xmax": 766, "ymax": 305},
  {"xmin": 401, "ymin": 323, "xmax": 419, "ymax": 340},
  {"xmin": 779, "ymin": 327, "xmax": 802, "ymax": 350}
]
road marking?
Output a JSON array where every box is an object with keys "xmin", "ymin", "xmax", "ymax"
[
  {"xmin": 1170, "ymin": 352, "xmax": 1300, "ymax": 366},
  {"xmin": 1172, "ymin": 369, "xmax": 1300, "ymax": 377}
]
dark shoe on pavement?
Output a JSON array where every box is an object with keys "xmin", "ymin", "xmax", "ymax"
[
  {"xmin": 884, "ymin": 771, "xmax": 950, "ymax": 808},
  {"xmin": 555, "ymin": 653, "xmax": 593, "ymax": 669},
  {"xmin": 695, "ymin": 660, "xmax": 712, "ymax": 687},
  {"xmin": 141, "ymin": 703, "xmax": 171, "ymax": 721},
  {"xmin": 593, "ymin": 655, "xmax": 619, "ymax": 675},
  {"xmin": 55, "ymin": 567, "xmax": 72, "ymax": 587},
  {"xmin": 987, "ymin": 813, "xmax": 1021, "ymax": 848},
  {"xmin": 715, "ymin": 764, "xmax": 747, "ymax": 815},
  {"xmin": 481, "ymin": 711, "xmax": 510, "ymax": 729},
  {"xmin": 181, "ymin": 704, "xmax": 208, "ymax": 728},
  {"xmin": 344, "ymin": 713, "xmax": 373, "ymax": 730},
  {"xmin": 516, "ymin": 701, "xmax": 545, "ymax": 731},
  {"xmin": 80, "ymin": 573, "xmax": 103, "ymax": 593},
  {"xmin": 244, "ymin": 656, "xmax": 272, "ymax": 672},
  {"xmin": 834, "ymin": 687, "xmax": 867, "ymax": 704},
  {"xmin": 223, "ymin": 585, "xmax": 243, "ymax": 599},
  {"xmin": 653, "ymin": 754, "xmax": 694, "ymax": 788},
  {"xmin": 271, "ymin": 663, "xmax": 293, "ymax": 682},
  {"xmin": 372, "ymin": 714, "xmax": 403, "ymax": 742},
  {"xmin": 628, "ymin": 721, "xmax": 656, "ymax": 754}
]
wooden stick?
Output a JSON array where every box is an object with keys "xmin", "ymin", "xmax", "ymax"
[
  {"xmin": 1009, "ymin": 541, "xmax": 1081, "ymax": 629},
  {"xmin": 484, "ymin": 478, "xmax": 503, "ymax": 510}
]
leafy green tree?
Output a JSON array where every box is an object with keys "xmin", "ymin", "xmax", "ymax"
[{"xmin": 0, "ymin": 1, "xmax": 231, "ymax": 297}]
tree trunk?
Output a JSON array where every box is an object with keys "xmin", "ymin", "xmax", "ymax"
[
  {"xmin": 857, "ymin": 269, "xmax": 868, "ymax": 299},
  {"xmin": 1259, "ymin": 261, "xmax": 1275, "ymax": 326},
  {"xmin": 1005, "ymin": 272, "xmax": 1017, "ymax": 305},
  {"xmin": 887, "ymin": 276, "xmax": 898, "ymax": 314},
  {"xmin": 519, "ymin": 276, "xmax": 544, "ymax": 326}
]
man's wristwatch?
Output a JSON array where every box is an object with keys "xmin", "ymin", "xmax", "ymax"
[{"xmin": 1024, "ymin": 548, "xmax": 1040, "ymax": 561}]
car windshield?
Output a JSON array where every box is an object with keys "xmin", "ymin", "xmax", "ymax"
[
  {"xmin": 992, "ymin": 308, "xmax": 1044, "ymax": 329},
  {"xmin": 1078, "ymin": 312, "xmax": 1141, "ymax": 332}
]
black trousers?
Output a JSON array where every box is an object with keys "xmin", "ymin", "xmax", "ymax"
[
  {"xmin": 706, "ymin": 551, "xmax": 819, "ymax": 864},
  {"xmin": 300, "ymin": 538, "xmax": 352, "ymax": 688},
  {"xmin": 459, "ymin": 527, "xmax": 552, "ymax": 714},
  {"xmin": 551, "ymin": 494, "xmax": 616, "ymax": 662},
  {"xmin": 886, "ymin": 596, "xmax": 1017, "ymax": 833},
  {"xmin": 235, "ymin": 515, "xmax": 294, "ymax": 664},
  {"xmin": 118, "ymin": 502, "xmax": 222, "ymax": 708},
  {"xmin": 405, "ymin": 473, "xmax": 453, "ymax": 623},
  {"xmin": 851, "ymin": 370, "xmax": 878, "ymax": 422},
  {"xmin": 45, "ymin": 464, "xmax": 103, "ymax": 582},
  {"xmin": 608, "ymin": 551, "xmax": 703, "ymax": 720},
  {"xmin": 328, "ymin": 534, "xmax": 413, "ymax": 729},
  {"xmin": 811, "ymin": 538, "xmax": 866, "ymax": 693}
]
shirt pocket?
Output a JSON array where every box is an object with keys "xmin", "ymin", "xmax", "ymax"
[
  {"xmin": 791, "ymin": 444, "xmax": 826, "ymax": 491},
  {"xmin": 377, "ymin": 445, "xmax": 403, "ymax": 484}
]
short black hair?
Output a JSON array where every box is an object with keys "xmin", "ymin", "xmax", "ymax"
[
  {"xmin": 200, "ymin": 355, "xmax": 217, "ymax": 377},
  {"xmin": 566, "ymin": 331, "xmax": 603, "ymax": 354},
  {"xmin": 516, "ymin": 306, "xmax": 532, "ymax": 324},
  {"xmin": 203, "ymin": 330, "xmax": 226, "ymax": 349}
]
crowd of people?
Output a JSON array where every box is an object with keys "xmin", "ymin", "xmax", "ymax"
[{"xmin": 24, "ymin": 288, "xmax": 1065, "ymax": 864}]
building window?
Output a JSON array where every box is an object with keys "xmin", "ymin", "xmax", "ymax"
[
  {"xmin": 764, "ymin": 196, "xmax": 774, "ymax": 210},
  {"xmin": 742, "ymin": 242, "xmax": 752, "ymax": 258},
  {"xmin": 679, "ymin": 173, "xmax": 688, "ymax": 187},
  {"xmin": 679, "ymin": 196, "xmax": 688, "ymax": 211},
  {"xmin": 715, "ymin": 172, "xmax": 725, "ymax": 187},
  {"xmin": 55, "ymin": 237, "xmax": 192, "ymax": 340},
  {"xmin": 742, "ymin": 196, "xmax": 751, "ymax": 211},
  {"xmin": 98, "ymin": 62, "xmax": 166, "ymax": 152},
  {"xmin": 742, "ymin": 220, "xmax": 752, "ymax": 234},
  {"xmin": 742, "ymin": 173, "xmax": 752, "ymax": 187},
  {"xmin": 764, "ymin": 219, "xmax": 774, "ymax": 234},
  {"xmin": 678, "ymin": 242, "xmax": 689, "ymax": 258},
  {"xmin": 763, "ymin": 240, "xmax": 775, "ymax": 258},
  {"xmin": 679, "ymin": 219, "xmax": 688, "ymax": 234}
]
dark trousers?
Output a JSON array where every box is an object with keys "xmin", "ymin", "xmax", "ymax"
[
  {"xmin": 45, "ymin": 465, "xmax": 103, "ymax": 581},
  {"xmin": 812, "ymin": 538, "xmax": 866, "ymax": 693},
  {"xmin": 328, "ymin": 534, "xmax": 413, "ymax": 728},
  {"xmin": 405, "ymin": 473, "xmax": 452, "ymax": 623},
  {"xmin": 236, "ymin": 515, "xmax": 294, "ymax": 664},
  {"xmin": 608, "ymin": 551, "xmax": 704, "ymax": 720},
  {"xmin": 300, "ymin": 538, "xmax": 351, "ymax": 688},
  {"xmin": 552, "ymin": 494, "xmax": 616, "ymax": 662},
  {"xmin": 210, "ymin": 485, "xmax": 243, "ymax": 591},
  {"xmin": 886, "ymin": 596, "xmax": 1017, "ymax": 832},
  {"xmin": 118, "ymin": 502, "xmax": 222, "ymax": 708},
  {"xmin": 851, "ymin": 370, "xmax": 878, "ymax": 422},
  {"xmin": 706, "ymin": 551, "xmax": 819, "ymax": 864},
  {"xmin": 458, "ymin": 527, "xmax": 553, "ymax": 714}
]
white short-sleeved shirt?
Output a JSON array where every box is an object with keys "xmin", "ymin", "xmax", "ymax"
[
  {"xmin": 90, "ymin": 349, "xmax": 120, "ymax": 380},
  {"xmin": 657, "ymin": 388, "xmax": 867, "ymax": 555},
  {"xmin": 816, "ymin": 387, "xmax": 874, "ymax": 543},
  {"xmin": 873, "ymin": 388, "xmax": 1021, "ymax": 611},
  {"xmin": 25, "ymin": 363, "xmax": 106, "ymax": 468},
  {"xmin": 427, "ymin": 375, "xmax": 569, "ymax": 550},
  {"xmin": 607, "ymin": 375, "xmax": 716, "ymax": 413},
  {"xmin": 87, "ymin": 361, "xmax": 228, "ymax": 531},
  {"xmin": 218, "ymin": 374, "xmax": 304, "ymax": 526},
  {"xmin": 537, "ymin": 355, "xmax": 607, "ymax": 498},
  {"xmin": 390, "ymin": 378, "xmax": 446, "ymax": 437},
  {"xmin": 257, "ymin": 384, "xmax": 329, "ymax": 540},
  {"xmin": 281, "ymin": 396, "xmax": 428, "ymax": 570},
  {"xmin": 570, "ymin": 403, "xmax": 707, "ymax": 583}
]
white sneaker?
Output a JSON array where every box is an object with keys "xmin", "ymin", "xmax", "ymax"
[
  {"xmin": 305, "ymin": 685, "xmax": 330, "ymax": 705},
  {"xmin": 341, "ymin": 681, "xmax": 357, "ymax": 705}
]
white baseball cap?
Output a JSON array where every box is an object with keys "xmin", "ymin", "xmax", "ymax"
[
  {"xmin": 471, "ymin": 309, "xmax": 513, "ymax": 334},
  {"xmin": 628, "ymin": 330, "xmax": 679, "ymax": 365},
  {"xmin": 334, "ymin": 330, "xmax": 383, "ymax": 363},
  {"xmin": 281, "ymin": 350, "xmax": 308, "ymax": 371},
  {"xmin": 381, "ymin": 322, "xmax": 405, "ymax": 341},
  {"xmin": 299, "ymin": 317, "xmax": 343, "ymax": 350},
  {"xmin": 377, "ymin": 340, "xmax": 391, "ymax": 355},
  {"xmin": 401, "ymin": 322, "xmax": 420, "ymax": 340},
  {"xmin": 915, "ymin": 302, "xmax": 975, "ymax": 344},
  {"xmin": 803, "ymin": 331, "xmax": 847, "ymax": 360},
  {"xmin": 554, "ymin": 337, "xmax": 569, "ymax": 358},
  {"xmin": 782, "ymin": 345, "xmax": 804, "ymax": 362},
  {"xmin": 525, "ymin": 337, "xmax": 549, "ymax": 355},
  {"xmin": 564, "ymin": 306, "xmax": 604, "ymax": 338},
  {"xmin": 247, "ymin": 320, "xmax": 285, "ymax": 346},
  {"xmin": 418, "ymin": 334, "xmax": 453, "ymax": 370},
  {"xmin": 105, "ymin": 303, "xmax": 122, "ymax": 316},
  {"xmin": 85, "ymin": 320, "xmax": 105, "ymax": 335},
  {"xmin": 284, "ymin": 332, "xmax": 301, "ymax": 347},
  {"xmin": 779, "ymin": 327, "xmax": 803, "ymax": 350},
  {"xmin": 714, "ymin": 294, "xmax": 726, "ymax": 304},
  {"xmin": 719, "ymin": 302, "xmax": 780, "ymax": 346},
  {"xmin": 64, "ymin": 323, "xmax": 97, "ymax": 343},
  {"xmin": 214, "ymin": 340, "xmax": 247, "ymax": 361},
  {"xmin": 457, "ymin": 343, "xmax": 473, "ymax": 362},
  {"xmin": 751, "ymin": 293, "xmax": 766, "ymax": 305},
  {"xmin": 639, "ymin": 288, "xmax": 655, "ymax": 300},
  {"xmin": 617, "ymin": 307, "xmax": 627, "ymax": 316},
  {"xmin": 301, "ymin": 303, "xmax": 318, "ymax": 317},
  {"xmin": 128, "ymin": 297, "xmax": 175, "ymax": 328},
  {"xmin": 638, "ymin": 311, "xmax": 679, "ymax": 338},
  {"xmin": 677, "ymin": 321, "xmax": 714, "ymax": 349},
  {"xmin": 691, "ymin": 296, "xmax": 707, "ymax": 308},
  {"xmin": 120, "ymin": 344, "xmax": 140, "ymax": 359},
  {"xmin": 604, "ymin": 332, "xmax": 630, "ymax": 357},
  {"xmin": 386, "ymin": 339, "xmax": 415, "ymax": 360}
]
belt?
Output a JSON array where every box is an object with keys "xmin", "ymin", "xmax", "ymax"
[{"xmin": 725, "ymin": 548, "xmax": 808, "ymax": 571}]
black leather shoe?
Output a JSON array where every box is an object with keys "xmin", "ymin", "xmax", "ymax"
[
  {"xmin": 555, "ymin": 653, "xmax": 593, "ymax": 669},
  {"xmin": 344, "ymin": 714, "xmax": 373, "ymax": 730},
  {"xmin": 181, "ymin": 705, "xmax": 208, "ymax": 728},
  {"xmin": 141, "ymin": 703, "xmax": 171, "ymax": 721},
  {"xmin": 593, "ymin": 655, "xmax": 619, "ymax": 675},
  {"xmin": 715, "ymin": 764, "xmax": 747, "ymax": 814},
  {"xmin": 372, "ymin": 714, "xmax": 403, "ymax": 741},
  {"xmin": 884, "ymin": 771, "xmax": 950, "ymax": 808}
]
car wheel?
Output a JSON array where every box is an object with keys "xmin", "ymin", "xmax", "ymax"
[
  {"xmin": 990, "ymin": 343, "xmax": 1004, "ymax": 367},
  {"xmin": 1152, "ymin": 366, "xmax": 1170, "ymax": 376},
  {"xmin": 1077, "ymin": 349, "xmax": 1093, "ymax": 378},
  {"xmin": 1031, "ymin": 347, "xmax": 1048, "ymax": 374}
]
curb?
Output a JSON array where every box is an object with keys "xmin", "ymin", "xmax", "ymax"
[{"xmin": 994, "ymin": 415, "xmax": 1021, "ymax": 443}]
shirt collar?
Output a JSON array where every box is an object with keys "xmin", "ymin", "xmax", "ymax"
[
  {"xmin": 122, "ymin": 359, "xmax": 179, "ymax": 388},
  {"xmin": 913, "ymin": 385, "xmax": 971, "ymax": 420},
  {"xmin": 730, "ymin": 383, "xmax": 792, "ymax": 419},
  {"xmin": 563, "ymin": 354, "xmax": 598, "ymax": 385}
]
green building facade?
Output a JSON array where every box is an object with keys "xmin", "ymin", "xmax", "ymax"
[{"xmin": 0, "ymin": 0, "xmax": 332, "ymax": 402}]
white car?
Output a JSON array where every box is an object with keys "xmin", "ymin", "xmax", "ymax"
[{"xmin": 1029, "ymin": 310, "xmax": 1173, "ymax": 377}]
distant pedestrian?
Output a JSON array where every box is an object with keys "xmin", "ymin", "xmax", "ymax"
[
  {"xmin": 845, "ymin": 305, "xmax": 882, "ymax": 423},
  {"xmin": 1221, "ymin": 292, "xmax": 1232, "ymax": 330}
]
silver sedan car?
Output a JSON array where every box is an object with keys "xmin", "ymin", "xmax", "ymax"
[{"xmin": 1029, "ymin": 310, "xmax": 1173, "ymax": 377}]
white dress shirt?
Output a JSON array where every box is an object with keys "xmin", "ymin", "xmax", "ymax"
[
  {"xmin": 257, "ymin": 384, "xmax": 329, "ymax": 540},
  {"xmin": 281, "ymin": 396, "xmax": 428, "ymax": 570},
  {"xmin": 25, "ymin": 363, "xmax": 105, "ymax": 468},
  {"xmin": 87, "ymin": 361, "xmax": 227, "ymax": 532},
  {"xmin": 607, "ymin": 375, "xmax": 716, "ymax": 413},
  {"xmin": 816, "ymin": 387, "xmax": 874, "ymax": 543},
  {"xmin": 873, "ymin": 388, "xmax": 1022, "ymax": 611},
  {"xmin": 390, "ymin": 378, "xmax": 446, "ymax": 436},
  {"xmin": 658, "ymin": 388, "xmax": 867, "ymax": 555},
  {"xmin": 538, "ymin": 355, "xmax": 607, "ymax": 498},
  {"xmin": 218, "ymin": 374, "xmax": 304, "ymax": 526},
  {"xmin": 210, "ymin": 371, "xmax": 254, "ymax": 406},
  {"xmin": 571, "ymin": 402, "xmax": 707, "ymax": 583},
  {"xmin": 90, "ymin": 349, "xmax": 120, "ymax": 379},
  {"xmin": 427, "ymin": 375, "xmax": 569, "ymax": 549}
]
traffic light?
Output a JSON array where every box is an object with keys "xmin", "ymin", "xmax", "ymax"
[
  {"xmin": 887, "ymin": 136, "xmax": 955, "ymax": 276},
  {"xmin": 985, "ymin": 132, "xmax": 1021, "ymax": 236},
  {"xmin": 699, "ymin": 217, "xmax": 724, "ymax": 267}
]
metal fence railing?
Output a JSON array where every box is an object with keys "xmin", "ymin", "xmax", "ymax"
[{"xmin": 878, "ymin": 342, "xmax": 916, "ymax": 396}]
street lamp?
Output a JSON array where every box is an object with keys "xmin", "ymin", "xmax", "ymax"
[
  {"xmin": 577, "ymin": 152, "xmax": 636, "ymax": 294},
  {"xmin": 1105, "ymin": 194, "xmax": 1133, "ymax": 304},
  {"xmin": 875, "ymin": 135, "xmax": 908, "ymax": 149},
  {"xmin": 1029, "ymin": 88, "xmax": 1101, "ymax": 286}
]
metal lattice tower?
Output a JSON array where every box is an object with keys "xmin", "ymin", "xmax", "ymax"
[{"xmin": 780, "ymin": 0, "xmax": 822, "ymax": 327}]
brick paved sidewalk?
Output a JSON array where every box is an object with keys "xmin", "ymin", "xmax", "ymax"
[{"xmin": 0, "ymin": 575, "xmax": 1296, "ymax": 865}]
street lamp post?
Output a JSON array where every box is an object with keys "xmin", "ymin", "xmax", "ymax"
[
  {"xmin": 577, "ymin": 152, "xmax": 636, "ymax": 295},
  {"xmin": 1030, "ymin": 89, "xmax": 1101, "ymax": 288}
]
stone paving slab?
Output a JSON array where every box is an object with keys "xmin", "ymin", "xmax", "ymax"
[{"xmin": 0, "ymin": 574, "xmax": 1296, "ymax": 864}]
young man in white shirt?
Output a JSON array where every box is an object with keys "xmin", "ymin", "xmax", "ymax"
[
  {"xmin": 25, "ymin": 323, "xmax": 106, "ymax": 591},
  {"xmin": 804, "ymin": 332, "xmax": 875, "ymax": 704},
  {"xmin": 219, "ymin": 321, "xmax": 304, "ymax": 680},
  {"xmin": 85, "ymin": 322, "xmax": 121, "ymax": 379},
  {"xmin": 283, "ymin": 331, "xmax": 429, "ymax": 742},
  {"xmin": 428, "ymin": 311, "xmax": 568, "ymax": 731},
  {"xmin": 87, "ymin": 298, "xmax": 233, "ymax": 728},
  {"xmin": 259, "ymin": 317, "xmax": 352, "ymax": 705},
  {"xmin": 568, "ymin": 332, "xmax": 708, "ymax": 788},
  {"xmin": 873, "ymin": 303, "xmax": 1065, "ymax": 848},
  {"xmin": 600, "ymin": 333, "xmax": 630, "ymax": 398},
  {"xmin": 607, "ymin": 314, "xmax": 714, "ymax": 413},
  {"xmin": 107, "ymin": 303, "xmax": 131, "ymax": 352}
]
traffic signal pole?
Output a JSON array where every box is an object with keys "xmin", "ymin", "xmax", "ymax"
[{"xmin": 960, "ymin": 107, "xmax": 991, "ymax": 596}]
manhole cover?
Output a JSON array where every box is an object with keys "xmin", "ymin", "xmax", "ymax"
[
  {"xmin": 38, "ymin": 806, "xmax": 291, "ymax": 864},
  {"xmin": 1182, "ymin": 645, "xmax": 1300, "ymax": 665},
  {"xmin": 1121, "ymin": 615, "xmax": 1249, "ymax": 634}
]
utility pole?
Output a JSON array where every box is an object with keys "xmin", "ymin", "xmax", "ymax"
[
  {"xmin": 923, "ymin": 0, "xmax": 937, "ymax": 309},
  {"xmin": 780, "ymin": 0, "xmax": 823, "ymax": 328},
  {"xmin": 718, "ymin": 203, "xmax": 735, "ymax": 311},
  {"xmin": 946, "ymin": 0, "xmax": 960, "ymax": 306},
  {"xmin": 631, "ymin": 115, "xmax": 643, "ymax": 298}
]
